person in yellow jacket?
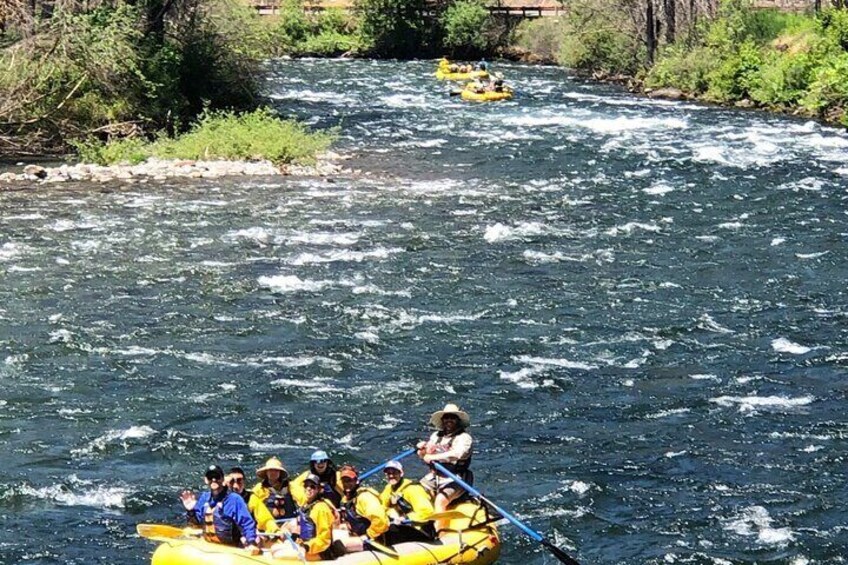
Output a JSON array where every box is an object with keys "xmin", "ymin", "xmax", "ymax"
[
  {"xmin": 289, "ymin": 449, "xmax": 343, "ymax": 508},
  {"xmin": 251, "ymin": 457, "xmax": 298, "ymax": 521},
  {"xmin": 379, "ymin": 460, "xmax": 436, "ymax": 544},
  {"xmin": 226, "ymin": 467, "xmax": 279, "ymax": 536},
  {"xmin": 338, "ymin": 464, "xmax": 389, "ymax": 552},
  {"xmin": 274, "ymin": 473, "xmax": 342, "ymax": 561}
]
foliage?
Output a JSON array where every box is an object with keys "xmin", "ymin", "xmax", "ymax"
[
  {"xmin": 646, "ymin": 44, "xmax": 714, "ymax": 93},
  {"xmin": 72, "ymin": 108, "xmax": 335, "ymax": 166},
  {"xmin": 800, "ymin": 52, "xmax": 848, "ymax": 115},
  {"xmin": 704, "ymin": 38, "xmax": 762, "ymax": 101},
  {"xmin": 355, "ymin": 0, "xmax": 430, "ymax": 57},
  {"xmin": 748, "ymin": 50, "xmax": 814, "ymax": 106},
  {"xmin": 558, "ymin": 4, "xmax": 646, "ymax": 74},
  {"xmin": 440, "ymin": 0, "xmax": 491, "ymax": 54},
  {"xmin": 512, "ymin": 17, "xmax": 568, "ymax": 62}
]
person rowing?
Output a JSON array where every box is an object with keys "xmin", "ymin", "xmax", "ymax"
[{"xmin": 417, "ymin": 403, "xmax": 473, "ymax": 532}]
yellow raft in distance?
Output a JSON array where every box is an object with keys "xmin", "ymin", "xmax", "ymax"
[
  {"xmin": 436, "ymin": 69, "xmax": 490, "ymax": 81},
  {"xmin": 150, "ymin": 501, "xmax": 501, "ymax": 565},
  {"xmin": 460, "ymin": 88, "xmax": 514, "ymax": 102}
]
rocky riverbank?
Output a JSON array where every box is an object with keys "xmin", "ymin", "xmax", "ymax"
[{"xmin": 0, "ymin": 152, "xmax": 349, "ymax": 187}]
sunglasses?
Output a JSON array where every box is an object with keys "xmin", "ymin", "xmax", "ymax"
[
  {"xmin": 230, "ymin": 477, "xmax": 245, "ymax": 484},
  {"xmin": 313, "ymin": 459, "xmax": 328, "ymax": 464},
  {"xmin": 304, "ymin": 483, "xmax": 319, "ymax": 489},
  {"xmin": 206, "ymin": 475, "xmax": 223, "ymax": 482}
]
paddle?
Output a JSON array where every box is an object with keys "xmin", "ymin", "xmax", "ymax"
[
  {"xmin": 432, "ymin": 463, "xmax": 581, "ymax": 565},
  {"xmin": 136, "ymin": 524, "xmax": 199, "ymax": 540},
  {"xmin": 363, "ymin": 537, "xmax": 400, "ymax": 558},
  {"xmin": 359, "ymin": 448, "xmax": 416, "ymax": 481},
  {"xmin": 403, "ymin": 509, "xmax": 467, "ymax": 524},
  {"xmin": 282, "ymin": 530, "xmax": 307, "ymax": 564}
]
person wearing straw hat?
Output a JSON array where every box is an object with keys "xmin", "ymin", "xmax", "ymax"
[
  {"xmin": 251, "ymin": 456, "xmax": 298, "ymax": 520},
  {"xmin": 417, "ymin": 403, "xmax": 474, "ymax": 525}
]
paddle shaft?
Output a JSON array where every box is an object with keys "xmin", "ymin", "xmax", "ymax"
[
  {"xmin": 359, "ymin": 448, "xmax": 416, "ymax": 481},
  {"xmin": 432, "ymin": 462, "xmax": 581, "ymax": 565}
]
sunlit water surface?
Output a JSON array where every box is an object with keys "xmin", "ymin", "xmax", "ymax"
[{"xmin": 1, "ymin": 59, "xmax": 847, "ymax": 565}]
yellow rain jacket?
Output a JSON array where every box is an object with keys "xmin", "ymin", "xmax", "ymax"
[
  {"xmin": 247, "ymin": 493, "xmax": 279, "ymax": 533},
  {"xmin": 298, "ymin": 498, "xmax": 336, "ymax": 557},
  {"xmin": 289, "ymin": 470, "xmax": 343, "ymax": 507},
  {"xmin": 379, "ymin": 479, "xmax": 434, "ymax": 523},
  {"xmin": 343, "ymin": 487, "xmax": 389, "ymax": 540}
]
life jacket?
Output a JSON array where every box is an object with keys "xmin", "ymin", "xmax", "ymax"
[
  {"xmin": 431, "ymin": 431, "xmax": 472, "ymax": 477},
  {"xmin": 202, "ymin": 494, "xmax": 239, "ymax": 546},
  {"xmin": 264, "ymin": 486, "xmax": 298, "ymax": 519},
  {"xmin": 298, "ymin": 499, "xmax": 334, "ymax": 541},
  {"xmin": 343, "ymin": 488, "xmax": 380, "ymax": 536},
  {"xmin": 388, "ymin": 480, "xmax": 416, "ymax": 515}
]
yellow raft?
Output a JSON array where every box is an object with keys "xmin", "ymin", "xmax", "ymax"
[
  {"xmin": 148, "ymin": 502, "xmax": 500, "ymax": 565},
  {"xmin": 460, "ymin": 88, "xmax": 514, "ymax": 102},
  {"xmin": 435, "ymin": 69, "xmax": 489, "ymax": 81}
]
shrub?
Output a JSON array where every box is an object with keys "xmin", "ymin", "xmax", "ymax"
[
  {"xmin": 355, "ymin": 0, "xmax": 429, "ymax": 57},
  {"xmin": 512, "ymin": 17, "xmax": 568, "ymax": 62},
  {"xmin": 440, "ymin": 0, "xmax": 491, "ymax": 54},
  {"xmin": 705, "ymin": 39, "xmax": 763, "ymax": 101},
  {"xmin": 73, "ymin": 108, "xmax": 336, "ymax": 166},
  {"xmin": 748, "ymin": 50, "xmax": 814, "ymax": 106},
  {"xmin": 646, "ymin": 45, "xmax": 715, "ymax": 93},
  {"xmin": 800, "ymin": 51, "xmax": 848, "ymax": 115}
]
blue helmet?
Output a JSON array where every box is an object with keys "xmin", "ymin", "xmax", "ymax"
[{"xmin": 310, "ymin": 450, "xmax": 329, "ymax": 462}]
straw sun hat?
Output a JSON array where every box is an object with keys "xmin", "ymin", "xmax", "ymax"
[
  {"xmin": 256, "ymin": 457, "xmax": 289, "ymax": 481},
  {"xmin": 429, "ymin": 403, "xmax": 470, "ymax": 429}
]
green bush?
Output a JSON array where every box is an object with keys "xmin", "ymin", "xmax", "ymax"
[
  {"xmin": 646, "ymin": 45, "xmax": 715, "ymax": 93},
  {"xmin": 705, "ymin": 39, "xmax": 763, "ymax": 101},
  {"xmin": 748, "ymin": 50, "xmax": 814, "ymax": 106},
  {"xmin": 356, "ymin": 0, "xmax": 429, "ymax": 57},
  {"xmin": 73, "ymin": 108, "xmax": 336, "ymax": 166},
  {"xmin": 800, "ymin": 51, "xmax": 848, "ymax": 115},
  {"xmin": 512, "ymin": 17, "xmax": 568, "ymax": 62},
  {"xmin": 440, "ymin": 0, "xmax": 491, "ymax": 54}
]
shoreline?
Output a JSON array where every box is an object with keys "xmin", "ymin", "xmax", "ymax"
[{"xmin": 0, "ymin": 152, "xmax": 351, "ymax": 188}]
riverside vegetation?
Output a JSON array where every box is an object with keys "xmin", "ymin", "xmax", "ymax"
[
  {"xmin": 513, "ymin": 0, "xmax": 848, "ymax": 126},
  {"xmin": 0, "ymin": 0, "xmax": 505, "ymax": 166}
]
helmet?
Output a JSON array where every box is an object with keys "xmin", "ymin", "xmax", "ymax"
[{"xmin": 310, "ymin": 450, "xmax": 329, "ymax": 462}]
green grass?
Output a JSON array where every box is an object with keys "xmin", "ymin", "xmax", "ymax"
[{"xmin": 73, "ymin": 108, "xmax": 335, "ymax": 166}]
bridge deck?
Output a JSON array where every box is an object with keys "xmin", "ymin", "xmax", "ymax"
[{"xmin": 247, "ymin": 0, "xmax": 565, "ymax": 17}]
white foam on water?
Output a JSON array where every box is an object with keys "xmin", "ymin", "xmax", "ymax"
[
  {"xmin": 709, "ymin": 395, "xmax": 814, "ymax": 413},
  {"xmin": 690, "ymin": 373, "xmax": 720, "ymax": 381},
  {"xmin": 483, "ymin": 221, "xmax": 548, "ymax": 243},
  {"xmin": 269, "ymin": 377, "xmax": 340, "ymax": 393},
  {"xmin": 643, "ymin": 182, "xmax": 675, "ymax": 195},
  {"xmin": 777, "ymin": 177, "xmax": 826, "ymax": 192},
  {"xmin": 255, "ymin": 355, "xmax": 342, "ymax": 371},
  {"xmin": 226, "ymin": 227, "xmax": 272, "ymax": 245},
  {"xmin": 503, "ymin": 113, "xmax": 688, "ymax": 132},
  {"xmin": 724, "ymin": 506, "xmax": 795, "ymax": 546},
  {"xmin": 605, "ymin": 222, "xmax": 661, "ymax": 236},
  {"xmin": 0, "ymin": 242, "xmax": 26, "ymax": 262},
  {"xmin": 771, "ymin": 237, "xmax": 786, "ymax": 246},
  {"xmin": 568, "ymin": 480, "xmax": 592, "ymax": 494},
  {"xmin": 498, "ymin": 366, "xmax": 544, "ymax": 389},
  {"xmin": 697, "ymin": 313, "xmax": 735, "ymax": 334},
  {"xmin": 350, "ymin": 283, "xmax": 412, "ymax": 297},
  {"xmin": 802, "ymin": 445, "xmax": 823, "ymax": 452},
  {"xmin": 71, "ymin": 425, "xmax": 156, "ymax": 457},
  {"xmin": 771, "ymin": 338, "xmax": 811, "ymax": 355},
  {"xmin": 795, "ymin": 251, "xmax": 829, "ymax": 259},
  {"xmin": 381, "ymin": 93, "xmax": 431, "ymax": 108},
  {"xmin": 180, "ymin": 352, "xmax": 242, "ymax": 367},
  {"xmin": 48, "ymin": 329, "xmax": 73, "ymax": 343},
  {"xmin": 286, "ymin": 232, "xmax": 360, "ymax": 246},
  {"xmin": 249, "ymin": 440, "xmax": 303, "ymax": 452},
  {"xmin": 258, "ymin": 275, "xmax": 335, "ymax": 293},
  {"xmin": 646, "ymin": 408, "xmax": 691, "ymax": 419},
  {"xmin": 17, "ymin": 480, "xmax": 129, "ymax": 509},
  {"xmin": 665, "ymin": 450, "xmax": 687, "ymax": 458},
  {"xmin": 514, "ymin": 355, "xmax": 598, "ymax": 370},
  {"xmin": 269, "ymin": 89, "xmax": 357, "ymax": 104},
  {"xmin": 718, "ymin": 221, "xmax": 744, "ymax": 230},
  {"xmin": 5, "ymin": 353, "xmax": 28, "ymax": 365},
  {"xmin": 288, "ymin": 247, "xmax": 402, "ymax": 265}
]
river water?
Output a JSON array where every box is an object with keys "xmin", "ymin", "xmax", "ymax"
[{"xmin": 1, "ymin": 59, "xmax": 847, "ymax": 565}]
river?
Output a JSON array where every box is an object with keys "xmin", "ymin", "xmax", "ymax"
[{"xmin": 1, "ymin": 59, "xmax": 846, "ymax": 565}]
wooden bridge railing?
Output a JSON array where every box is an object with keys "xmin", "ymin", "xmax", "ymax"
[{"xmin": 246, "ymin": 0, "xmax": 566, "ymax": 17}]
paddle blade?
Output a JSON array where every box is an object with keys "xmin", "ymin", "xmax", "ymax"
[
  {"xmin": 364, "ymin": 538, "xmax": 400, "ymax": 558},
  {"xmin": 449, "ymin": 91, "xmax": 462, "ymax": 96},
  {"xmin": 137, "ymin": 524, "xmax": 191, "ymax": 540},
  {"xmin": 541, "ymin": 538, "xmax": 581, "ymax": 565},
  {"xmin": 426, "ymin": 510, "xmax": 468, "ymax": 522}
]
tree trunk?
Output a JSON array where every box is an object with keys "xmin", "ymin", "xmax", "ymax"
[
  {"xmin": 664, "ymin": 0, "xmax": 675, "ymax": 43},
  {"xmin": 646, "ymin": 0, "xmax": 656, "ymax": 65}
]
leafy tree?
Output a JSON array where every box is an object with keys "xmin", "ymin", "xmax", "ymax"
[
  {"xmin": 356, "ymin": 0, "xmax": 428, "ymax": 57},
  {"xmin": 440, "ymin": 0, "xmax": 490, "ymax": 55}
]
